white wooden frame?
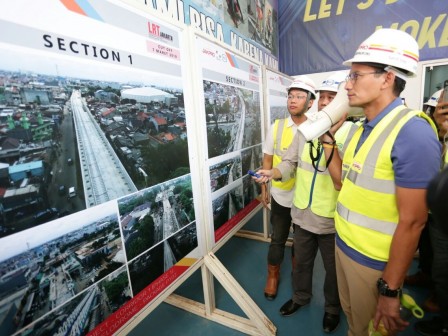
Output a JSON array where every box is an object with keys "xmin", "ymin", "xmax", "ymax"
[{"xmin": 117, "ymin": 24, "xmax": 277, "ymax": 336}]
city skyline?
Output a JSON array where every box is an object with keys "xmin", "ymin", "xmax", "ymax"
[{"xmin": 0, "ymin": 200, "xmax": 117, "ymax": 262}]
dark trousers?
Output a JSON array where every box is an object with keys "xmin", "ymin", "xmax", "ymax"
[
  {"xmin": 430, "ymin": 222, "xmax": 448, "ymax": 327},
  {"xmin": 267, "ymin": 197, "xmax": 292, "ymax": 265},
  {"xmin": 418, "ymin": 215, "xmax": 434, "ymax": 275},
  {"xmin": 292, "ymin": 226, "xmax": 340, "ymax": 315}
]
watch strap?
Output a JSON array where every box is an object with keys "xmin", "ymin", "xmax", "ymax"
[{"xmin": 377, "ymin": 278, "xmax": 402, "ymax": 298}]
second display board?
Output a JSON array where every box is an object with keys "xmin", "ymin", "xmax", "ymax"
[{"xmin": 193, "ymin": 35, "xmax": 264, "ymax": 244}]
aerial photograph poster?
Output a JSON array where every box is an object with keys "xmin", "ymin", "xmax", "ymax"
[
  {"xmin": 117, "ymin": 174, "xmax": 198, "ymax": 296},
  {"xmin": 0, "ymin": 201, "xmax": 132, "ymax": 335},
  {"xmin": 265, "ymin": 68, "xmax": 293, "ymax": 124},
  {"xmin": 0, "ymin": 1, "xmax": 190, "ymax": 235},
  {"xmin": 196, "ymin": 36, "xmax": 263, "ymax": 243},
  {"xmin": 0, "ymin": 1, "xmax": 199, "ymax": 335}
]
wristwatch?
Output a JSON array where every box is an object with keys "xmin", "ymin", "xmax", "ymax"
[{"xmin": 376, "ymin": 278, "xmax": 402, "ymax": 297}]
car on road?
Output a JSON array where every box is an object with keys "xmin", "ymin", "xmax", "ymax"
[
  {"xmin": 68, "ymin": 186, "xmax": 76, "ymax": 198},
  {"xmin": 14, "ymin": 211, "xmax": 26, "ymax": 219},
  {"xmin": 58, "ymin": 185, "xmax": 66, "ymax": 196},
  {"xmin": 67, "ymin": 158, "xmax": 73, "ymax": 165},
  {"xmin": 34, "ymin": 208, "xmax": 59, "ymax": 225}
]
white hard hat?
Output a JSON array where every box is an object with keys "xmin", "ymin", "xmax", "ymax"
[
  {"xmin": 288, "ymin": 75, "xmax": 317, "ymax": 99},
  {"xmin": 343, "ymin": 28, "xmax": 419, "ymax": 78},
  {"xmin": 424, "ymin": 89, "xmax": 443, "ymax": 107},
  {"xmin": 318, "ymin": 71, "xmax": 348, "ymax": 93}
]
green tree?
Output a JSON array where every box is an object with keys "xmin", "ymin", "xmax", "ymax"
[
  {"xmin": 103, "ymin": 272, "xmax": 128, "ymax": 303},
  {"xmin": 222, "ymin": 99, "xmax": 230, "ymax": 114},
  {"xmin": 127, "ymin": 215, "xmax": 155, "ymax": 259},
  {"xmin": 207, "ymin": 128, "xmax": 231, "ymax": 158},
  {"xmin": 141, "ymin": 139, "xmax": 189, "ymax": 185}
]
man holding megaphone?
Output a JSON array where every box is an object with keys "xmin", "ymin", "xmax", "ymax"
[
  {"xmin": 254, "ymin": 28, "xmax": 442, "ymax": 335},
  {"xmin": 318, "ymin": 29, "xmax": 441, "ymax": 336}
]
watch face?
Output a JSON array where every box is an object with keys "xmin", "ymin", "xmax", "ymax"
[{"xmin": 377, "ymin": 278, "xmax": 401, "ymax": 297}]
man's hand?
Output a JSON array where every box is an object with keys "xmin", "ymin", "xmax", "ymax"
[
  {"xmin": 251, "ymin": 169, "xmax": 277, "ymax": 184},
  {"xmin": 373, "ymin": 296, "xmax": 409, "ymax": 335},
  {"xmin": 260, "ymin": 183, "xmax": 270, "ymax": 208}
]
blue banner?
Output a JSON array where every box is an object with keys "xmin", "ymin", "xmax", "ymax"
[{"xmin": 279, "ymin": 0, "xmax": 448, "ymax": 75}]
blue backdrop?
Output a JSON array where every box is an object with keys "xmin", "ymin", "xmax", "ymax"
[{"xmin": 279, "ymin": 0, "xmax": 448, "ymax": 75}]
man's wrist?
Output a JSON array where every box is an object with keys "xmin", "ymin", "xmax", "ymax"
[
  {"xmin": 271, "ymin": 168, "xmax": 281, "ymax": 181},
  {"xmin": 377, "ymin": 278, "xmax": 402, "ymax": 297}
]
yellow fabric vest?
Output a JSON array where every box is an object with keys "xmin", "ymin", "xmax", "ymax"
[
  {"xmin": 293, "ymin": 122, "xmax": 358, "ymax": 217},
  {"xmin": 336, "ymin": 107, "xmax": 437, "ymax": 262},
  {"xmin": 272, "ymin": 118, "xmax": 295, "ymax": 190}
]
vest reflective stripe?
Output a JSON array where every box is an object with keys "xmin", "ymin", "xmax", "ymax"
[
  {"xmin": 345, "ymin": 169, "xmax": 395, "ymax": 194},
  {"xmin": 336, "ymin": 106, "xmax": 437, "ymax": 261},
  {"xmin": 296, "ymin": 138, "xmax": 331, "ymax": 176},
  {"xmin": 342, "ymin": 109, "xmax": 410, "ymax": 193},
  {"xmin": 272, "ymin": 118, "xmax": 295, "ymax": 190},
  {"xmin": 338, "ymin": 122, "xmax": 359, "ymax": 153},
  {"xmin": 337, "ymin": 203, "xmax": 396, "ymax": 235},
  {"xmin": 273, "ymin": 119, "xmax": 286, "ymax": 156},
  {"xmin": 298, "ymin": 160, "xmax": 330, "ymax": 176},
  {"xmin": 341, "ymin": 108, "xmax": 411, "ymax": 182}
]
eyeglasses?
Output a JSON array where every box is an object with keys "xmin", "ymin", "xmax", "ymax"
[
  {"xmin": 346, "ymin": 71, "xmax": 385, "ymax": 83},
  {"xmin": 287, "ymin": 94, "xmax": 308, "ymax": 100}
]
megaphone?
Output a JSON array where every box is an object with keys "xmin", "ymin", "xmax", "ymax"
[{"xmin": 298, "ymin": 81, "xmax": 363, "ymax": 141}]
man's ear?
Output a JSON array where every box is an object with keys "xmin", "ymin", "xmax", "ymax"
[
  {"xmin": 384, "ymin": 71, "xmax": 395, "ymax": 86},
  {"xmin": 308, "ymin": 99, "xmax": 315, "ymax": 109}
]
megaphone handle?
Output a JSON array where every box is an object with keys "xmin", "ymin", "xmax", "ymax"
[{"xmin": 412, "ymin": 306, "xmax": 424, "ymax": 319}]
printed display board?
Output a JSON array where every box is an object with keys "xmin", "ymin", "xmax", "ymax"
[
  {"xmin": 194, "ymin": 36, "xmax": 263, "ymax": 244},
  {"xmin": 264, "ymin": 68, "xmax": 293, "ymax": 125},
  {"xmin": 118, "ymin": 0, "xmax": 279, "ymax": 69},
  {"xmin": 0, "ymin": 1, "xmax": 200, "ymax": 335}
]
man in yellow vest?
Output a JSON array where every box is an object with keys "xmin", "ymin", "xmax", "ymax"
[
  {"xmin": 317, "ymin": 29, "xmax": 442, "ymax": 335},
  {"xmin": 261, "ymin": 75, "xmax": 316, "ymax": 301},
  {"xmin": 257, "ymin": 72, "xmax": 358, "ymax": 333},
  {"xmin": 415, "ymin": 92, "xmax": 448, "ymax": 336}
]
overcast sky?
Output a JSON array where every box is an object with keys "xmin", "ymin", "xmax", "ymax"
[
  {"xmin": 0, "ymin": 201, "xmax": 118, "ymax": 262},
  {"xmin": 0, "ymin": 0, "xmax": 185, "ymax": 90},
  {"xmin": 0, "ymin": 45, "xmax": 183, "ymax": 90}
]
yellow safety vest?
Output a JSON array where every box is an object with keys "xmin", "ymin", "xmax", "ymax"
[
  {"xmin": 336, "ymin": 107, "xmax": 437, "ymax": 262},
  {"xmin": 272, "ymin": 118, "xmax": 295, "ymax": 190},
  {"xmin": 293, "ymin": 121, "xmax": 358, "ymax": 217}
]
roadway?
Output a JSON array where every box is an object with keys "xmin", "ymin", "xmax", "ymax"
[{"xmin": 70, "ymin": 91, "xmax": 137, "ymax": 208}]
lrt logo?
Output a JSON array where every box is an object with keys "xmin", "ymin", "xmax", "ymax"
[
  {"xmin": 148, "ymin": 22, "xmax": 160, "ymax": 37},
  {"xmin": 249, "ymin": 65, "xmax": 259, "ymax": 76},
  {"xmin": 270, "ymin": 76, "xmax": 282, "ymax": 84},
  {"xmin": 215, "ymin": 51, "xmax": 228, "ymax": 62}
]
